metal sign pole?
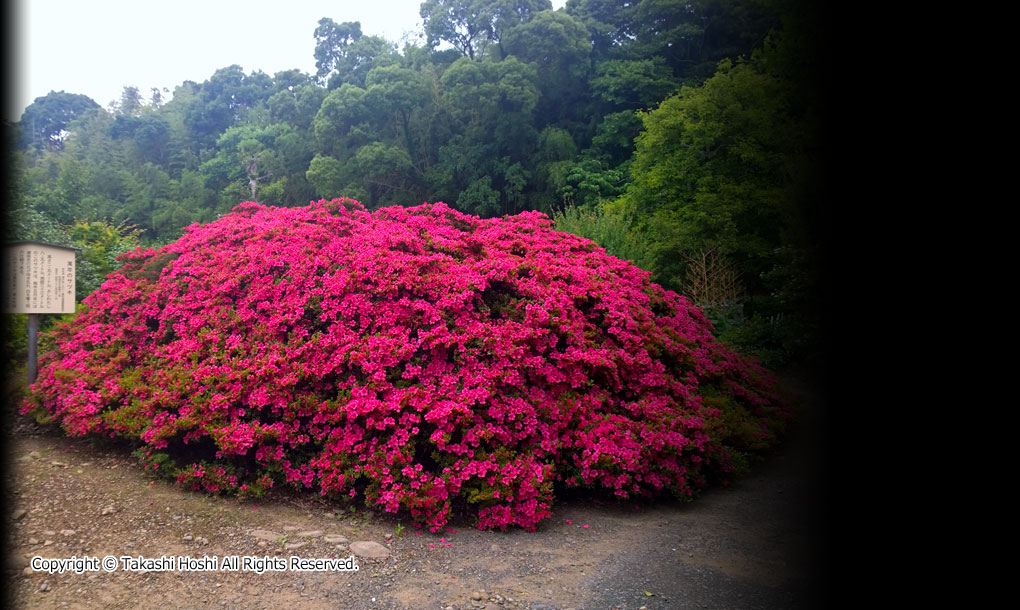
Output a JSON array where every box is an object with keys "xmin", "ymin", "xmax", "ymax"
[{"xmin": 28, "ymin": 313, "xmax": 38, "ymax": 384}]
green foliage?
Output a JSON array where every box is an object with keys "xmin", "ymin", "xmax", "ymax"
[
  {"xmin": 431, "ymin": 56, "xmax": 541, "ymax": 215},
  {"xmin": 552, "ymin": 202, "xmax": 654, "ymax": 271},
  {"xmin": 591, "ymin": 58, "xmax": 677, "ymax": 109},
  {"xmin": 9, "ymin": 0, "xmax": 820, "ymax": 365},
  {"xmin": 5, "ymin": 198, "xmax": 72, "ymax": 248},
  {"xmin": 503, "ymin": 9, "xmax": 591, "ymax": 130},
  {"xmin": 457, "ymin": 176, "xmax": 500, "ymax": 216},
  {"xmin": 67, "ymin": 219, "xmax": 143, "ymax": 300},
  {"xmin": 19, "ymin": 91, "xmax": 101, "ymax": 152},
  {"xmin": 421, "ymin": 0, "xmax": 552, "ymax": 60},
  {"xmin": 354, "ymin": 142, "xmax": 415, "ymax": 206},
  {"xmin": 4, "ymin": 314, "xmax": 31, "ymax": 371},
  {"xmin": 587, "ymin": 110, "xmax": 642, "ymax": 169},
  {"xmin": 624, "ymin": 43, "xmax": 803, "ymax": 288},
  {"xmin": 557, "ymin": 158, "xmax": 625, "ymax": 208},
  {"xmin": 703, "ymin": 291, "xmax": 815, "ymax": 370},
  {"xmin": 314, "ymin": 84, "xmax": 371, "ymax": 155},
  {"xmin": 616, "ymin": 26, "xmax": 820, "ymax": 363},
  {"xmin": 314, "ymin": 19, "xmax": 364, "ymax": 82},
  {"xmin": 268, "ymin": 84, "xmax": 326, "ymax": 130},
  {"xmin": 314, "ymin": 18, "xmax": 399, "ymax": 89},
  {"xmin": 180, "ymin": 65, "xmax": 274, "ymax": 152},
  {"xmin": 305, "ymin": 154, "xmax": 347, "ymax": 199}
]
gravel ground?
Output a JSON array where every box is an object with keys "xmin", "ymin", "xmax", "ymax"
[{"xmin": 3, "ymin": 371, "xmax": 828, "ymax": 610}]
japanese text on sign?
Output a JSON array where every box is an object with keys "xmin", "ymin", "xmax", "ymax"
[{"xmin": 2, "ymin": 243, "xmax": 77, "ymax": 314}]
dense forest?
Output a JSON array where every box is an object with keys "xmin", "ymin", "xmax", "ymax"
[{"xmin": 4, "ymin": 0, "xmax": 826, "ymax": 367}]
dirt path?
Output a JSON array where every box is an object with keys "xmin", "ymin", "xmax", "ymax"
[{"xmin": 4, "ymin": 374, "xmax": 826, "ymax": 610}]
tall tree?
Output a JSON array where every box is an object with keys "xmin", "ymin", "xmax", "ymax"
[
  {"xmin": 181, "ymin": 66, "xmax": 274, "ymax": 153},
  {"xmin": 420, "ymin": 0, "xmax": 551, "ymax": 60},
  {"xmin": 434, "ymin": 56, "xmax": 540, "ymax": 215},
  {"xmin": 19, "ymin": 91, "xmax": 101, "ymax": 153},
  {"xmin": 503, "ymin": 9, "xmax": 592, "ymax": 131},
  {"xmin": 364, "ymin": 65, "xmax": 432, "ymax": 165},
  {"xmin": 314, "ymin": 18, "xmax": 398, "ymax": 89},
  {"xmin": 109, "ymin": 114, "xmax": 171, "ymax": 166},
  {"xmin": 564, "ymin": 0, "xmax": 640, "ymax": 60},
  {"xmin": 116, "ymin": 86, "xmax": 144, "ymax": 116},
  {"xmin": 314, "ymin": 19, "xmax": 364, "ymax": 82},
  {"xmin": 631, "ymin": 0, "xmax": 779, "ymax": 82},
  {"xmin": 199, "ymin": 124, "xmax": 291, "ymax": 208},
  {"xmin": 622, "ymin": 30, "xmax": 814, "ymax": 296}
]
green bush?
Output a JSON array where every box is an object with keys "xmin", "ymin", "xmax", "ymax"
[{"xmin": 552, "ymin": 202, "xmax": 654, "ymax": 271}]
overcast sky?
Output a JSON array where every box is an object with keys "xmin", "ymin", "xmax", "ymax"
[{"xmin": 10, "ymin": 0, "xmax": 568, "ymax": 122}]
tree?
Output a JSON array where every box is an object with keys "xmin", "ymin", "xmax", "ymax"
[
  {"xmin": 198, "ymin": 124, "xmax": 291, "ymax": 209},
  {"xmin": 313, "ymin": 18, "xmax": 398, "ymax": 89},
  {"xmin": 530, "ymin": 126, "xmax": 577, "ymax": 210},
  {"xmin": 181, "ymin": 66, "xmax": 274, "ymax": 153},
  {"xmin": 432, "ymin": 56, "xmax": 540, "ymax": 215},
  {"xmin": 272, "ymin": 126, "xmax": 318, "ymax": 204},
  {"xmin": 420, "ymin": 0, "xmax": 551, "ymax": 60},
  {"xmin": 272, "ymin": 69, "xmax": 315, "ymax": 92},
  {"xmin": 622, "ymin": 31, "xmax": 814, "ymax": 299},
  {"xmin": 591, "ymin": 58, "xmax": 678, "ymax": 110},
  {"xmin": 60, "ymin": 107, "xmax": 120, "ymax": 167},
  {"xmin": 564, "ymin": 0, "xmax": 640, "ymax": 60},
  {"xmin": 365, "ymin": 65, "xmax": 432, "ymax": 161},
  {"xmin": 150, "ymin": 87, "xmax": 169, "ymax": 107},
  {"xmin": 630, "ymin": 0, "xmax": 779, "ymax": 83},
  {"xmin": 243, "ymin": 153, "xmax": 274, "ymax": 201},
  {"xmin": 313, "ymin": 84, "xmax": 372, "ymax": 156},
  {"xmin": 503, "ymin": 9, "xmax": 592, "ymax": 130},
  {"xmin": 268, "ymin": 85, "xmax": 326, "ymax": 130},
  {"xmin": 305, "ymin": 154, "xmax": 348, "ymax": 199},
  {"xmin": 115, "ymin": 86, "xmax": 144, "ymax": 116},
  {"xmin": 567, "ymin": 0, "xmax": 779, "ymax": 84},
  {"xmin": 109, "ymin": 114, "xmax": 171, "ymax": 166},
  {"xmin": 354, "ymin": 141, "xmax": 415, "ymax": 206},
  {"xmin": 486, "ymin": 0, "xmax": 553, "ymax": 58},
  {"xmin": 119, "ymin": 162, "xmax": 175, "ymax": 236},
  {"xmin": 420, "ymin": 0, "xmax": 489, "ymax": 59},
  {"xmin": 66, "ymin": 219, "xmax": 143, "ymax": 299},
  {"xmin": 456, "ymin": 175, "xmax": 500, "ymax": 216},
  {"xmin": 557, "ymin": 157, "xmax": 625, "ymax": 208},
  {"xmin": 19, "ymin": 91, "xmax": 101, "ymax": 152},
  {"xmin": 588, "ymin": 110, "xmax": 643, "ymax": 168},
  {"xmin": 314, "ymin": 19, "xmax": 363, "ymax": 82}
]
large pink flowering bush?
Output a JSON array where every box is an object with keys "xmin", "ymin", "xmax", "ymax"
[{"xmin": 22, "ymin": 199, "xmax": 790, "ymax": 531}]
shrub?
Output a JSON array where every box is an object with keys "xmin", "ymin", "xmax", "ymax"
[{"xmin": 22, "ymin": 199, "xmax": 790, "ymax": 531}]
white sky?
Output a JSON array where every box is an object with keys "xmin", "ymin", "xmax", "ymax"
[{"xmin": 9, "ymin": 0, "xmax": 568, "ymax": 122}]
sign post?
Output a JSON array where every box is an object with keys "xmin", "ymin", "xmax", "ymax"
[
  {"xmin": 2, "ymin": 241, "xmax": 79, "ymax": 384},
  {"xmin": 28, "ymin": 313, "xmax": 38, "ymax": 383}
]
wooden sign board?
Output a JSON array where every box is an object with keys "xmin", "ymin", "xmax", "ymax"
[{"xmin": 3, "ymin": 241, "xmax": 78, "ymax": 314}]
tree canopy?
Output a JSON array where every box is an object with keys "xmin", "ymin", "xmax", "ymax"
[{"xmin": 19, "ymin": 91, "xmax": 101, "ymax": 152}]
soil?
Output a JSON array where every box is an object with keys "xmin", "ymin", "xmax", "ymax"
[{"xmin": 3, "ymin": 371, "xmax": 827, "ymax": 610}]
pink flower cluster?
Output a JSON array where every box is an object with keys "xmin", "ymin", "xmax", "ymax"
[{"xmin": 22, "ymin": 199, "xmax": 790, "ymax": 531}]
